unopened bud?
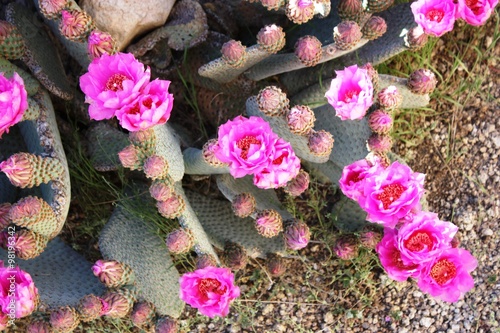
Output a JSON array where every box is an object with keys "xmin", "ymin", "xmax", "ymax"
[
  {"xmin": 78, "ymin": 294, "xmax": 104, "ymax": 322},
  {"xmin": 367, "ymin": 134, "xmax": 393, "ymax": 153},
  {"xmin": 286, "ymin": 0, "xmax": 315, "ymax": 24},
  {"xmin": 405, "ymin": 25, "xmax": 428, "ymax": 51},
  {"xmin": 87, "ymin": 30, "xmax": 116, "ymax": 60},
  {"xmin": 308, "ymin": 130, "xmax": 334, "ymax": 157},
  {"xmin": 266, "ymin": 253, "xmax": 287, "ymax": 277},
  {"xmin": 283, "ymin": 169, "xmax": 310, "ymax": 196},
  {"xmin": 283, "ymin": 219, "xmax": 310, "ymax": 250},
  {"xmin": 59, "ymin": 9, "xmax": 94, "ymax": 42},
  {"xmin": 222, "ymin": 242, "xmax": 248, "ymax": 270},
  {"xmin": 378, "ymin": 86, "xmax": 402, "ymax": 110},
  {"xmin": 287, "ymin": 105, "xmax": 316, "ymax": 135},
  {"xmin": 361, "ymin": 16, "xmax": 387, "ymax": 40},
  {"xmin": 221, "ymin": 40, "xmax": 247, "ymax": 68},
  {"xmin": 131, "ymin": 301, "xmax": 156, "ymax": 328},
  {"xmin": 294, "ymin": 35, "xmax": 323, "ymax": 67},
  {"xmin": 255, "ymin": 210, "xmax": 283, "ymax": 238},
  {"xmin": 166, "ymin": 228, "xmax": 194, "ymax": 254},
  {"xmin": 118, "ymin": 145, "xmax": 142, "ymax": 170},
  {"xmin": 257, "ymin": 24, "xmax": 286, "ymax": 54},
  {"xmin": 143, "ymin": 155, "xmax": 169, "ymax": 180},
  {"xmin": 368, "ymin": 109, "xmax": 393, "ymax": 134},
  {"xmin": 333, "ymin": 234, "xmax": 359, "ymax": 260},
  {"xmin": 407, "ymin": 69, "xmax": 437, "ymax": 95},
  {"xmin": 155, "ymin": 316, "xmax": 179, "ymax": 333},
  {"xmin": 333, "ymin": 21, "xmax": 362, "ymax": 51},
  {"xmin": 50, "ymin": 306, "xmax": 80, "ymax": 333},
  {"xmin": 92, "ymin": 260, "xmax": 134, "ymax": 288},
  {"xmin": 195, "ymin": 254, "xmax": 218, "ymax": 269},
  {"xmin": 156, "ymin": 194, "xmax": 185, "ymax": 219},
  {"xmin": 202, "ymin": 139, "xmax": 227, "ymax": 167},
  {"xmin": 257, "ymin": 86, "xmax": 289, "ymax": 117},
  {"xmin": 232, "ymin": 193, "xmax": 256, "ymax": 218}
]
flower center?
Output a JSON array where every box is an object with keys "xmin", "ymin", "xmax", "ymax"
[
  {"xmin": 127, "ymin": 103, "xmax": 140, "ymax": 115},
  {"xmin": 404, "ymin": 231, "xmax": 434, "ymax": 252},
  {"xmin": 198, "ymin": 278, "xmax": 226, "ymax": 298},
  {"xmin": 105, "ymin": 73, "xmax": 129, "ymax": 92},
  {"xmin": 425, "ymin": 9, "xmax": 445, "ymax": 22},
  {"xmin": 236, "ymin": 136, "xmax": 261, "ymax": 160},
  {"xmin": 377, "ymin": 183, "xmax": 407, "ymax": 209},
  {"xmin": 272, "ymin": 152, "xmax": 288, "ymax": 165},
  {"xmin": 465, "ymin": 0, "xmax": 483, "ymax": 14},
  {"xmin": 430, "ymin": 258, "xmax": 457, "ymax": 285},
  {"xmin": 298, "ymin": 0, "xmax": 313, "ymax": 8},
  {"xmin": 343, "ymin": 89, "xmax": 359, "ymax": 103},
  {"xmin": 391, "ymin": 249, "xmax": 418, "ymax": 270},
  {"xmin": 347, "ymin": 171, "xmax": 362, "ymax": 184},
  {"xmin": 142, "ymin": 97, "xmax": 153, "ymax": 108}
]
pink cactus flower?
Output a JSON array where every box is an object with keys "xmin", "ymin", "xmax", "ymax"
[
  {"xmin": 456, "ymin": 0, "xmax": 498, "ymax": 26},
  {"xmin": 179, "ymin": 266, "xmax": 240, "ymax": 318},
  {"xmin": 339, "ymin": 158, "xmax": 382, "ymax": 201},
  {"xmin": 396, "ymin": 212, "xmax": 458, "ymax": 265},
  {"xmin": 115, "ymin": 79, "xmax": 174, "ymax": 132},
  {"xmin": 253, "ymin": 138, "xmax": 301, "ymax": 189},
  {"xmin": 324, "ymin": 65, "xmax": 374, "ymax": 120},
  {"xmin": 376, "ymin": 228, "xmax": 421, "ymax": 281},
  {"xmin": 417, "ymin": 248, "xmax": 477, "ymax": 302},
  {"xmin": 79, "ymin": 52, "xmax": 151, "ymax": 121},
  {"xmin": 0, "ymin": 263, "xmax": 38, "ymax": 318},
  {"xmin": 215, "ymin": 116, "xmax": 280, "ymax": 178},
  {"xmin": 0, "ymin": 72, "xmax": 28, "ymax": 138},
  {"xmin": 358, "ymin": 161, "xmax": 425, "ymax": 228},
  {"xmin": 411, "ymin": 0, "xmax": 457, "ymax": 37}
]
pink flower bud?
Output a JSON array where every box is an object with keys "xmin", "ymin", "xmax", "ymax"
[
  {"xmin": 378, "ymin": 86, "xmax": 402, "ymax": 110},
  {"xmin": 261, "ymin": 0, "xmax": 284, "ymax": 10},
  {"xmin": 9, "ymin": 196, "xmax": 42, "ymax": 222},
  {"xmin": 143, "ymin": 155, "xmax": 169, "ymax": 180},
  {"xmin": 101, "ymin": 290, "xmax": 135, "ymax": 318},
  {"xmin": 166, "ymin": 228, "xmax": 194, "ymax": 254},
  {"xmin": 11, "ymin": 229, "xmax": 48, "ymax": 260},
  {"xmin": 284, "ymin": 169, "xmax": 310, "ymax": 196},
  {"xmin": 257, "ymin": 24, "xmax": 286, "ymax": 54},
  {"xmin": 155, "ymin": 316, "xmax": 179, "ymax": 333},
  {"xmin": 283, "ymin": 219, "xmax": 310, "ymax": 250},
  {"xmin": 221, "ymin": 40, "xmax": 247, "ymax": 68},
  {"xmin": 0, "ymin": 153, "xmax": 33, "ymax": 187},
  {"xmin": 333, "ymin": 21, "xmax": 362, "ymax": 51},
  {"xmin": 131, "ymin": 301, "xmax": 156, "ymax": 328},
  {"xmin": 367, "ymin": 134, "xmax": 393, "ymax": 153},
  {"xmin": 27, "ymin": 319, "xmax": 52, "ymax": 333},
  {"xmin": 50, "ymin": 306, "xmax": 80, "ymax": 332},
  {"xmin": 307, "ymin": 130, "xmax": 334, "ymax": 156},
  {"xmin": 286, "ymin": 0, "xmax": 315, "ymax": 24},
  {"xmin": 405, "ymin": 25, "xmax": 429, "ymax": 51},
  {"xmin": 266, "ymin": 254, "xmax": 287, "ymax": 277},
  {"xmin": 149, "ymin": 180, "xmax": 174, "ymax": 202},
  {"xmin": 257, "ymin": 86, "xmax": 290, "ymax": 117},
  {"xmin": 196, "ymin": 254, "xmax": 218, "ymax": 270},
  {"xmin": 78, "ymin": 294, "xmax": 104, "ymax": 322},
  {"xmin": 368, "ymin": 109, "xmax": 393, "ymax": 134},
  {"xmin": 0, "ymin": 203, "xmax": 11, "ymax": 229},
  {"xmin": 92, "ymin": 260, "xmax": 134, "ymax": 288},
  {"xmin": 255, "ymin": 210, "xmax": 283, "ymax": 238},
  {"xmin": 294, "ymin": 35, "xmax": 323, "ymax": 67},
  {"xmin": 87, "ymin": 29, "xmax": 116, "ymax": 60},
  {"xmin": 408, "ymin": 69, "xmax": 437, "ymax": 95},
  {"xmin": 287, "ymin": 105, "xmax": 316, "ymax": 135},
  {"xmin": 338, "ymin": 0, "xmax": 364, "ymax": 22},
  {"xmin": 359, "ymin": 228, "xmax": 383, "ymax": 249},
  {"xmin": 360, "ymin": 63, "xmax": 379, "ymax": 92},
  {"xmin": 202, "ymin": 139, "xmax": 227, "ymax": 167},
  {"xmin": 59, "ymin": 10, "xmax": 93, "ymax": 42},
  {"xmin": 129, "ymin": 128, "xmax": 156, "ymax": 146},
  {"xmin": 232, "ymin": 193, "xmax": 256, "ymax": 218},
  {"xmin": 156, "ymin": 194, "xmax": 185, "ymax": 219},
  {"xmin": 38, "ymin": 0, "xmax": 68, "ymax": 19},
  {"xmin": 222, "ymin": 242, "xmax": 248, "ymax": 270},
  {"xmin": 118, "ymin": 145, "xmax": 141, "ymax": 170},
  {"xmin": 361, "ymin": 16, "xmax": 387, "ymax": 40},
  {"xmin": 333, "ymin": 235, "xmax": 359, "ymax": 260},
  {"xmin": 367, "ymin": 0, "xmax": 394, "ymax": 12}
]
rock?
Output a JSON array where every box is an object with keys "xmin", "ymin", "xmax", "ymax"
[
  {"xmin": 420, "ymin": 317, "xmax": 433, "ymax": 328},
  {"xmin": 82, "ymin": 0, "xmax": 176, "ymax": 50}
]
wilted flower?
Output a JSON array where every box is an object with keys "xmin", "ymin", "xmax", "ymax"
[
  {"xmin": 266, "ymin": 254, "xmax": 287, "ymax": 277},
  {"xmin": 417, "ymin": 248, "xmax": 477, "ymax": 302},
  {"xmin": 0, "ymin": 264, "xmax": 38, "ymax": 318},
  {"xmin": 325, "ymin": 65, "xmax": 374, "ymax": 120},
  {"xmin": 222, "ymin": 242, "xmax": 248, "ymax": 271},
  {"xmin": 333, "ymin": 235, "xmax": 359, "ymax": 260},
  {"xmin": 411, "ymin": 0, "xmax": 457, "ymax": 37},
  {"xmin": 179, "ymin": 266, "xmax": 240, "ymax": 318},
  {"xmin": 0, "ymin": 72, "xmax": 28, "ymax": 138}
]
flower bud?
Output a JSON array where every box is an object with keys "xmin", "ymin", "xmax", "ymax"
[
  {"xmin": 361, "ymin": 62, "xmax": 379, "ymax": 92},
  {"xmin": 27, "ymin": 319, "xmax": 52, "ymax": 333},
  {"xmin": 131, "ymin": 301, "xmax": 156, "ymax": 328},
  {"xmin": 255, "ymin": 210, "xmax": 283, "ymax": 238},
  {"xmin": 166, "ymin": 228, "xmax": 194, "ymax": 254},
  {"xmin": 257, "ymin": 86, "xmax": 290, "ymax": 117},
  {"xmin": 361, "ymin": 16, "xmax": 387, "ymax": 40},
  {"xmin": 359, "ymin": 227, "xmax": 382, "ymax": 249},
  {"xmin": 87, "ymin": 29, "xmax": 116, "ymax": 60},
  {"xmin": 0, "ymin": 153, "xmax": 64, "ymax": 188},
  {"xmin": 129, "ymin": 128, "xmax": 156, "ymax": 148},
  {"xmin": 155, "ymin": 316, "xmax": 179, "ymax": 333},
  {"xmin": 59, "ymin": 9, "xmax": 94, "ymax": 42},
  {"xmin": 50, "ymin": 306, "xmax": 80, "ymax": 333},
  {"xmin": 10, "ymin": 196, "xmax": 57, "ymax": 233},
  {"xmin": 118, "ymin": 145, "xmax": 142, "ymax": 170},
  {"xmin": 405, "ymin": 25, "xmax": 428, "ymax": 51},
  {"xmin": 333, "ymin": 21, "xmax": 362, "ymax": 51},
  {"xmin": 195, "ymin": 254, "xmax": 218, "ymax": 270},
  {"xmin": 149, "ymin": 179, "xmax": 174, "ymax": 202},
  {"xmin": 92, "ymin": 260, "xmax": 134, "ymax": 288},
  {"xmin": 287, "ymin": 105, "xmax": 316, "ymax": 135},
  {"xmin": 294, "ymin": 35, "xmax": 323, "ymax": 67},
  {"xmin": 266, "ymin": 253, "xmax": 287, "ymax": 277},
  {"xmin": 307, "ymin": 130, "xmax": 334, "ymax": 157},
  {"xmin": 407, "ymin": 69, "xmax": 437, "ymax": 95},
  {"xmin": 202, "ymin": 139, "xmax": 227, "ymax": 167},
  {"xmin": 333, "ymin": 235, "xmax": 359, "ymax": 260},
  {"xmin": 0, "ymin": 203, "xmax": 11, "ymax": 229},
  {"xmin": 143, "ymin": 155, "xmax": 169, "ymax": 180},
  {"xmin": 12, "ymin": 229, "xmax": 49, "ymax": 260},
  {"xmin": 101, "ymin": 289, "xmax": 136, "ymax": 318},
  {"xmin": 368, "ymin": 109, "xmax": 393, "ymax": 134},
  {"xmin": 283, "ymin": 169, "xmax": 310, "ymax": 196},
  {"xmin": 38, "ymin": 0, "xmax": 68, "ymax": 19},
  {"xmin": 222, "ymin": 242, "xmax": 248, "ymax": 270},
  {"xmin": 221, "ymin": 40, "xmax": 247, "ymax": 68},
  {"xmin": 286, "ymin": 0, "xmax": 315, "ymax": 24},
  {"xmin": 261, "ymin": 0, "xmax": 285, "ymax": 10},
  {"xmin": 77, "ymin": 294, "xmax": 104, "ymax": 322},
  {"xmin": 156, "ymin": 194, "xmax": 185, "ymax": 219},
  {"xmin": 257, "ymin": 24, "xmax": 286, "ymax": 54},
  {"xmin": 378, "ymin": 86, "xmax": 402, "ymax": 110},
  {"xmin": 0, "ymin": 21, "xmax": 25, "ymax": 60},
  {"xmin": 283, "ymin": 219, "xmax": 310, "ymax": 250},
  {"xmin": 338, "ymin": 0, "xmax": 364, "ymax": 22},
  {"xmin": 366, "ymin": 0, "xmax": 394, "ymax": 12},
  {"xmin": 367, "ymin": 134, "xmax": 393, "ymax": 153},
  {"xmin": 231, "ymin": 192, "xmax": 256, "ymax": 218}
]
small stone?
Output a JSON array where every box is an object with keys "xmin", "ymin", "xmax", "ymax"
[{"xmin": 420, "ymin": 317, "xmax": 433, "ymax": 328}]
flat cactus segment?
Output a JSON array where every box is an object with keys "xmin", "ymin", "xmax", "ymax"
[
  {"xmin": 98, "ymin": 204, "xmax": 185, "ymax": 318},
  {"xmin": 378, "ymin": 74, "xmax": 430, "ymax": 108},
  {"xmin": 306, "ymin": 159, "xmax": 344, "ymax": 184},
  {"xmin": 87, "ymin": 123, "xmax": 129, "ymax": 172},
  {"xmin": 246, "ymin": 96, "xmax": 331, "ymax": 163},
  {"xmin": 331, "ymin": 195, "xmax": 368, "ymax": 232},
  {"xmin": 6, "ymin": 3, "xmax": 73, "ymax": 100},
  {"xmin": 185, "ymin": 190, "xmax": 286, "ymax": 257},
  {"xmin": 0, "ymin": 237, "xmax": 106, "ymax": 307},
  {"xmin": 0, "ymin": 57, "xmax": 40, "ymax": 96},
  {"xmin": 313, "ymin": 104, "xmax": 371, "ymax": 168},
  {"xmin": 152, "ymin": 123, "xmax": 185, "ymax": 182},
  {"xmin": 216, "ymin": 174, "xmax": 293, "ymax": 220},
  {"xmin": 174, "ymin": 182, "xmax": 220, "ymax": 261},
  {"xmin": 183, "ymin": 148, "xmax": 230, "ymax": 175}
]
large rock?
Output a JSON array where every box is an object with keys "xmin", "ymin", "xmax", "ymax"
[{"xmin": 82, "ymin": 0, "xmax": 176, "ymax": 50}]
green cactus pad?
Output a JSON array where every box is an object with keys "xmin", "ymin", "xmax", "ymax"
[
  {"xmin": 151, "ymin": 123, "xmax": 185, "ymax": 182},
  {"xmin": 331, "ymin": 195, "xmax": 368, "ymax": 232},
  {"xmin": 86, "ymin": 122, "xmax": 130, "ymax": 172},
  {"xmin": 0, "ymin": 237, "xmax": 106, "ymax": 307},
  {"xmin": 183, "ymin": 147, "xmax": 230, "ymax": 175},
  {"xmin": 185, "ymin": 190, "xmax": 287, "ymax": 258},
  {"xmin": 6, "ymin": 3, "xmax": 73, "ymax": 100},
  {"xmin": 0, "ymin": 57, "xmax": 40, "ymax": 96},
  {"xmin": 98, "ymin": 203, "xmax": 185, "ymax": 318}
]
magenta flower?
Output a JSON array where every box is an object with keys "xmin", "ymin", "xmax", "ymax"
[
  {"xmin": 396, "ymin": 212, "xmax": 458, "ymax": 265},
  {"xmin": 0, "ymin": 72, "xmax": 28, "ymax": 138},
  {"xmin": 411, "ymin": 0, "xmax": 457, "ymax": 37},
  {"xmin": 417, "ymin": 248, "xmax": 477, "ymax": 302},
  {"xmin": 339, "ymin": 158, "xmax": 382, "ymax": 201},
  {"xmin": 179, "ymin": 266, "xmax": 240, "ymax": 318},
  {"xmin": 0, "ymin": 263, "xmax": 38, "ymax": 318},
  {"xmin": 358, "ymin": 161, "xmax": 425, "ymax": 228},
  {"xmin": 253, "ymin": 138, "xmax": 301, "ymax": 189},
  {"xmin": 79, "ymin": 52, "xmax": 151, "ymax": 121},
  {"xmin": 456, "ymin": 0, "xmax": 498, "ymax": 26},
  {"xmin": 215, "ymin": 116, "xmax": 280, "ymax": 178},
  {"xmin": 115, "ymin": 79, "xmax": 174, "ymax": 132},
  {"xmin": 376, "ymin": 228, "xmax": 420, "ymax": 281},
  {"xmin": 324, "ymin": 65, "xmax": 373, "ymax": 120}
]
